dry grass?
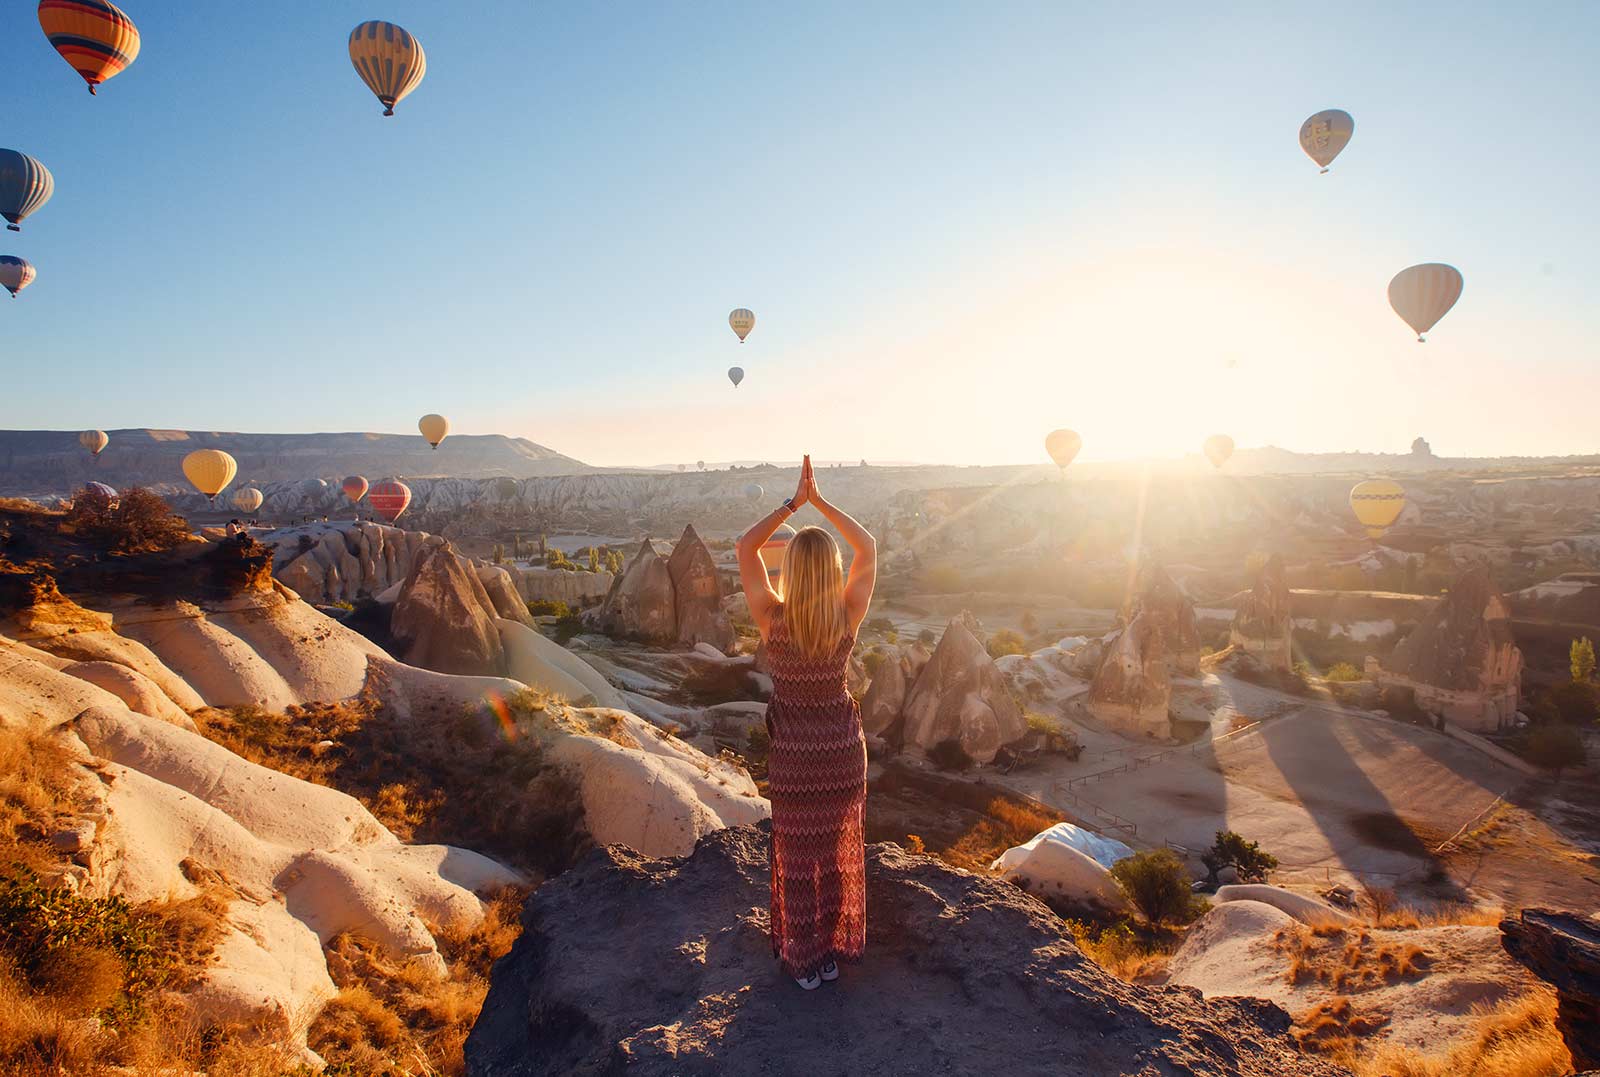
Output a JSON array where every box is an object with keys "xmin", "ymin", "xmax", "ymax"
[
  {"xmin": 1293, "ymin": 995, "xmax": 1391, "ymax": 1055},
  {"xmin": 1065, "ymin": 919, "xmax": 1174, "ymax": 983},
  {"xmin": 941, "ymin": 796, "xmax": 1061, "ymax": 873},
  {"xmin": 0, "ymin": 721, "xmax": 87, "ymax": 874},
  {"xmin": 1273, "ymin": 922, "xmax": 1431, "ymax": 991},
  {"xmin": 1352, "ymin": 990, "xmax": 1571, "ymax": 1077}
]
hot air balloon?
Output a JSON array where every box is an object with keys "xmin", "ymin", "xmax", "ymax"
[
  {"xmin": 744, "ymin": 482, "xmax": 764, "ymax": 502},
  {"xmin": 182, "ymin": 449, "xmax": 237, "ymax": 504},
  {"xmin": 677, "ymin": 464, "xmax": 686, "ymax": 472},
  {"xmin": 493, "ymin": 476, "xmax": 518, "ymax": 500},
  {"xmin": 368, "ymin": 480, "xmax": 412, "ymax": 523},
  {"xmin": 760, "ymin": 523, "xmax": 796, "ymax": 584},
  {"xmin": 341, "ymin": 475, "xmax": 368, "ymax": 503},
  {"xmin": 83, "ymin": 481, "xmax": 117, "ymax": 500},
  {"xmin": 301, "ymin": 478, "xmax": 328, "ymax": 503},
  {"xmin": 0, "ymin": 149, "xmax": 54, "ymax": 233},
  {"xmin": 1349, "ymin": 479, "xmax": 1407, "ymax": 539},
  {"xmin": 232, "ymin": 487, "xmax": 263, "ymax": 513},
  {"xmin": 727, "ymin": 366, "xmax": 745, "ymax": 388},
  {"xmin": 349, "ymin": 21, "xmax": 426, "ymax": 116},
  {"xmin": 37, "ymin": 0, "xmax": 141, "ymax": 96},
  {"xmin": 1298, "ymin": 109, "xmax": 1354, "ymax": 173},
  {"xmin": 729, "ymin": 309, "xmax": 755, "ymax": 343},
  {"xmin": 696, "ymin": 460, "xmax": 705, "ymax": 470},
  {"xmin": 1388, "ymin": 264, "xmax": 1463, "ymax": 342},
  {"xmin": 79, "ymin": 429, "xmax": 108, "ymax": 456},
  {"xmin": 0, "ymin": 256, "xmax": 35, "ymax": 298},
  {"xmin": 1044, "ymin": 429, "xmax": 1082, "ymax": 470},
  {"xmin": 1203, "ymin": 434, "xmax": 1234, "ymax": 469},
  {"xmin": 418, "ymin": 413, "xmax": 448, "ymax": 449}
]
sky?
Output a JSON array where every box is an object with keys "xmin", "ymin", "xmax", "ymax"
[{"xmin": 2, "ymin": 2, "xmax": 1596, "ymax": 468}]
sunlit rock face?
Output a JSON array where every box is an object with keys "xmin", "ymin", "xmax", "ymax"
[
  {"xmin": 1372, "ymin": 564, "xmax": 1522, "ymax": 733},
  {"xmin": 591, "ymin": 539, "xmax": 676, "ymax": 644},
  {"xmin": 1127, "ymin": 564, "xmax": 1201, "ymax": 676},
  {"xmin": 665, "ymin": 524, "xmax": 734, "ymax": 652},
  {"xmin": 1086, "ymin": 613, "xmax": 1171, "ymax": 738},
  {"xmin": 899, "ymin": 616, "xmax": 1026, "ymax": 765},
  {"xmin": 390, "ymin": 541, "xmax": 507, "ymax": 677},
  {"xmin": 1230, "ymin": 554, "xmax": 1294, "ymax": 670}
]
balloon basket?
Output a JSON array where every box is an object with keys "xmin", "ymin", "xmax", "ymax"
[
  {"xmin": 5, "ymin": 225, "xmax": 17, "ymax": 232},
  {"xmin": 88, "ymin": 85, "xmax": 98, "ymax": 96}
]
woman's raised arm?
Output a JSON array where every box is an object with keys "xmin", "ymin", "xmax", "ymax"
[
  {"xmin": 805, "ymin": 461, "xmax": 876, "ymax": 631},
  {"xmin": 735, "ymin": 466, "xmax": 809, "ymax": 639}
]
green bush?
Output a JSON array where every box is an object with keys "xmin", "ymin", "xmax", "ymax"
[
  {"xmin": 1200, "ymin": 830, "xmax": 1279, "ymax": 884},
  {"xmin": 1324, "ymin": 662, "xmax": 1363, "ymax": 683},
  {"xmin": 527, "ymin": 599, "xmax": 573, "ymax": 619},
  {"xmin": 987, "ymin": 629, "xmax": 1027, "ymax": 659},
  {"xmin": 1524, "ymin": 723, "xmax": 1586, "ymax": 778},
  {"xmin": 1109, "ymin": 849, "xmax": 1203, "ymax": 927},
  {"xmin": 861, "ymin": 651, "xmax": 885, "ymax": 678}
]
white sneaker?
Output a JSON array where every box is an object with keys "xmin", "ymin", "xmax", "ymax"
[
  {"xmin": 794, "ymin": 972, "xmax": 822, "ymax": 991},
  {"xmin": 819, "ymin": 960, "xmax": 840, "ymax": 982}
]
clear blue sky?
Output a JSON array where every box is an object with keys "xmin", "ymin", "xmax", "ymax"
[{"xmin": 3, "ymin": 2, "xmax": 1596, "ymax": 466}]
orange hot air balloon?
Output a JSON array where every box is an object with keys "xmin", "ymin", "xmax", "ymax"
[
  {"xmin": 37, "ymin": 0, "xmax": 141, "ymax": 96},
  {"xmin": 182, "ymin": 449, "xmax": 237, "ymax": 504},
  {"xmin": 341, "ymin": 475, "xmax": 369, "ymax": 503},
  {"xmin": 1044, "ymin": 429, "xmax": 1081, "ymax": 470},
  {"xmin": 368, "ymin": 480, "xmax": 412, "ymax": 523},
  {"xmin": 418, "ymin": 413, "xmax": 448, "ymax": 449},
  {"xmin": 1203, "ymin": 434, "xmax": 1234, "ymax": 469}
]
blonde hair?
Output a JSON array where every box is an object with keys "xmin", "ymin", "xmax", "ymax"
[{"xmin": 779, "ymin": 527, "xmax": 847, "ymax": 658}]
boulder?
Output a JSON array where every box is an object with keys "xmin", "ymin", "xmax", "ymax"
[
  {"xmin": 1230, "ymin": 554, "xmax": 1293, "ymax": 670},
  {"xmin": 592, "ymin": 539, "xmax": 676, "ymax": 643},
  {"xmin": 391, "ymin": 542, "xmax": 506, "ymax": 677},
  {"xmin": 665, "ymin": 524, "xmax": 734, "ymax": 651},
  {"xmin": 1501, "ymin": 908, "xmax": 1600, "ymax": 1071},
  {"xmin": 1128, "ymin": 565, "xmax": 1201, "ymax": 675},
  {"xmin": 1168, "ymin": 901, "xmax": 1298, "ymax": 992},
  {"xmin": 1086, "ymin": 614, "xmax": 1171, "ymax": 738},
  {"xmin": 465, "ymin": 825, "xmax": 1351, "ymax": 1077},
  {"xmin": 476, "ymin": 564, "xmax": 535, "ymax": 625},
  {"xmin": 900, "ymin": 616, "xmax": 1026, "ymax": 765},
  {"xmin": 860, "ymin": 650, "xmax": 909, "ymax": 736},
  {"xmin": 1213, "ymin": 884, "xmax": 1354, "ymax": 925}
]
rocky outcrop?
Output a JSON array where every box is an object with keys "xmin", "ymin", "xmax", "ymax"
[
  {"xmin": 475, "ymin": 563, "xmax": 535, "ymax": 625},
  {"xmin": 465, "ymin": 824, "xmax": 1349, "ymax": 1077},
  {"xmin": 1128, "ymin": 565, "xmax": 1201, "ymax": 675},
  {"xmin": 665, "ymin": 524, "xmax": 734, "ymax": 651},
  {"xmin": 1230, "ymin": 554, "xmax": 1294, "ymax": 670},
  {"xmin": 899, "ymin": 616, "xmax": 1026, "ymax": 765},
  {"xmin": 1372, "ymin": 565, "xmax": 1522, "ymax": 732},
  {"xmin": 271, "ymin": 521, "xmax": 433, "ymax": 605},
  {"xmin": 591, "ymin": 539, "xmax": 676, "ymax": 643},
  {"xmin": 390, "ymin": 541, "xmax": 506, "ymax": 677},
  {"xmin": 1501, "ymin": 908, "xmax": 1600, "ymax": 1071},
  {"xmin": 519, "ymin": 565, "xmax": 613, "ymax": 607},
  {"xmin": 860, "ymin": 650, "xmax": 909, "ymax": 737},
  {"xmin": 1086, "ymin": 614, "xmax": 1171, "ymax": 738}
]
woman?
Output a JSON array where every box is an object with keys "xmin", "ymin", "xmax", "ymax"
[{"xmin": 736, "ymin": 455, "xmax": 876, "ymax": 991}]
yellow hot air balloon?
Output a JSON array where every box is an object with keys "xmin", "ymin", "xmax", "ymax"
[
  {"xmin": 232, "ymin": 487, "xmax": 263, "ymax": 513},
  {"xmin": 728, "ymin": 308, "xmax": 755, "ymax": 343},
  {"xmin": 1349, "ymin": 479, "xmax": 1407, "ymax": 539},
  {"xmin": 183, "ymin": 449, "xmax": 237, "ymax": 503},
  {"xmin": 418, "ymin": 413, "xmax": 449, "ymax": 449},
  {"xmin": 1299, "ymin": 109, "xmax": 1353, "ymax": 172},
  {"xmin": 79, "ymin": 429, "xmax": 108, "ymax": 456},
  {"xmin": 1388, "ymin": 263, "xmax": 1463, "ymax": 342},
  {"xmin": 348, "ymin": 21, "xmax": 426, "ymax": 116},
  {"xmin": 1203, "ymin": 434, "xmax": 1234, "ymax": 469},
  {"xmin": 1044, "ymin": 429, "xmax": 1081, "ymax": 470}
]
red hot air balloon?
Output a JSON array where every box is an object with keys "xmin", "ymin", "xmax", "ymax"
[
  {"xmin": 341, "ymin": 475, "xmax": 369, "ymax": 503},
  {"xmin": 368, "ymin": 480, "xmax": 411, "ymax": 523}
]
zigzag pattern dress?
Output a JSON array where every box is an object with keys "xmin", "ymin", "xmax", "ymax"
[{"xmin": 765, "ymin": 604, "xmax": 867, "ymax": 979}]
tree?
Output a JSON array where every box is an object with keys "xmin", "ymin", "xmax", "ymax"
[
  {"xmin": 1524, "ymin": 723, "xmax": 1585, "ymax": 780},
  {"xmin": 1200, "ymin": 830, "xmax": 1279, "ymax": 886},
  {"xmin": 986, "ymin": 629, "xmax": 1027, "ymax": 659},
  {"xmin": 1109, "ymin": 849, "xmax": 1201, "ymax": 927},
  {"xmin": 1573, "ymin": 637, "xmax": 1596, "ymax": 685},
  {"xmin": 66, "ymin": 486, "xmax": 191, "ymax": 555},
  {"xmin": 604, "ymin": 550, "xmax": 624, "ymax": 575},
  {"xmin": 587, "ymin": 547, "xmax": 601, "ymax": 573},
  {"xmin": 492, "ymin": 544, "xmax": 504, "ymax": 565},
  {"xmin": 512, "ymin": 536, "xmax": 522, "ymax": 559},
  {"xmin": 1020, "ymin": 610, "xmax": 1039, "ymax": 636}
]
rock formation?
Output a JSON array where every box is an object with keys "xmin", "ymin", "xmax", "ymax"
[
  {"xmin": 899, "ymin": 616, "xmax": 1026, "ymax": 765},
  {"xmin": 476, "ymin": 564, "xmax": 535, "ymax": 625},
  {"xmin": 390, "ymin": 541, "xmax": 507, "ymax": 677},
  {"xmin": 1086, "ymin": 613, "xmax": 1171, "ymax": 737},
  {"xmin": 465, "ymin": 824, "xmax": 1349, "ymax": 1077},
  {"xmin": 665, "ymin": 524, "xmax": 735, "ymax": 651},
  {"xmin": 1501, "ymin": 908, "xmax": 1600, "ymax": 1071},
  {"xmin": 1230, "ymin": 554, "xmax": 1294, "ymax": 670},
  {"xmin": 520, "ymin": 564, "xmax": 613, "ymax": 606},
  {"xmin": 591, "ymin": 538, "xmax": 677, "ymax": 643},
  {"xmin": 1372, "ymin": 564, "xmax": 1522, "ymax": 732},
  {"xmin": 1127, "ymin": 564, "xmax": 1201, "ymax": 675},
  {"xmin": 271, "ymin": 521, "xmax": 433, "ymax": 604}
]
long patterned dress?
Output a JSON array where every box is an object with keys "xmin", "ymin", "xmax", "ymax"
[{"xmin": 765, "ymin": 604, "xmax": 868, "ymax": 980}]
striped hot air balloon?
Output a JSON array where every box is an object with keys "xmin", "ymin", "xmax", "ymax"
[
  {"xmin": 0, "ymin": 149, "xmax": 54, "ymax": 232},
  {"xmin": 368, "ymin": 480, "xmax": 412, "ymax": 523},
  {"xmin": 232, "ymin": 487, "xmax": 263, "ymax": 513},
  {"xmin": 0, "ymin": 256, "xmax": 36, "ymax": 298},
  {"xmin": 83, "ymin": 481, "xmax": 117, "ymax": 500},
  {"xmin": 37, "ymin": 0, "xmax": 141, "ymax": 96},
  {"xmin": 728, "ymin": 308, "xmax": 755, "ymax": 342},
  {"xmin": 341, "ymin": 475, "xmax": 368, "ymax": 503},
  {"xmin": 348, "ymin": 21, "xmax": 427, "ymax": 117},
  {"xmin": 1388, "ymin": 264, "xmax": 1463, "ymax": 342},
  {"xmin": 79, "ymin": 429, "xmax": 108, "ymax": 456}
]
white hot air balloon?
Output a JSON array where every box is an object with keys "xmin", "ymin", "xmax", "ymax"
[
  {"xmin": 727, "ymin": 366, "xmax": 745, "ymax": 387},
  {"xmin": 744, "ymin": 482, "xmax": 764, "ymax": 502},
  {"xmin": 728, "ymin": 308, "xmax": 755, "ymax": 343},
  {"xmin": 1388, "ymin": 263, "xmax": 1463, "ymax": 342},
  {"xmin": 1299, "ymin": 109, "xmax": 1354, "ymax": 173}
]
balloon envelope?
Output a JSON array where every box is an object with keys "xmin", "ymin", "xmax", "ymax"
[
  {"xmin": 349, "ymin": 21, "xmax": 426, "ymax": 116},
  {"xmin": 727, "ymin": 366, "xmax": 744, "ymax": 387},
  {"xmin": 84, "ymin": 481, "xmax": 117, "ymax": 500},
  {"xmin": 301, "ymin": 478, "xmax": 328, "ymax": 500},
  {"xmin": 182, "ymin": 449, "xmax": 237, "ymax": 500},
  {"xmin": 1203, "ymin": 434, "xmax": 1234, "ymax": 469},
  {"xmin": 0, "ymin": 149, "xmax": 54, "ymax": 232},
  {"xmin": 1349, "ymin": 479, "xmax": 1407, "ymax": 539},
  {"xmin": 79, "ymin": 429, "xmax": 108, "ymax": 456},
  {"xmin": 493, "ymin": 477, "xmax": 518, "ymax": 500},
  {"xmin": 1299, "ymin": 109, "xmax": 1354, "ymax": 171},
  {"xmin": 1388, "ymin": 264, "xmax": 1463, "ymax": 341},
  {"xmin": 728, "ymin": 309, "xmax": 755, "ymax": 342},
  {"xmin": 0, "ymin": 255, "xmax": 36, "ymax": 297},
  {"xmin": 760, "ymin": 523, "xmax": 795, "ymax": 583},
  {"xmin": 368, "ymin": 480, "xmax": 412, "ymax": 523},
  {"xmin": 418, "ymin": 413, "xmax": 449, "ymax": 448},
  {"xmin": 37, "ymin": 0, "xmax": 141, "ymax": 95},
  {"xmin": 341, "ymin": 475, "xmax": 369, "ymax": 503},
  {"xmin": 232, "ymin": 487, "xmax": 263, "ymax": 513},
  {"xmin": 744, "ymin": 482, "xmax": 764, "ymax": 502},
  {"xmin": 1044, "ymin": 429, "xmax": 1082, "ymax": 469}
]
